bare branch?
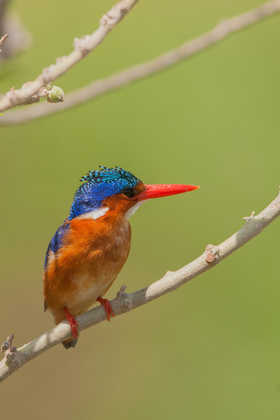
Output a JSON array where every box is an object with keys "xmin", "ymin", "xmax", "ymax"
[
  {"xmin": 1, "ymin": 0, "xmax": 280, "ymax": 125},
  {"xmin": 1, "ymin": 190, "xmax": 280, "ymax": 383},
  {"xmin": 0, "ymin": 0, "xmax": 138, "ymax": 112}
]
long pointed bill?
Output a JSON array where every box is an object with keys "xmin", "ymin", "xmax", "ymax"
[{"xmin": 137, "ymin": 184, "xmax": 199, "ymax": 201}]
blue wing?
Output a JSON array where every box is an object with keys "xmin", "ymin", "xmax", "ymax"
[{"xmin": 44, "ymin": 223, "xmax": 70, "ymax": 269}]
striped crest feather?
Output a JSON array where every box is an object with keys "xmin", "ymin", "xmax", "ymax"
[{"xmin": 80, "ymin": 165, "xmax": 140, "ymax": 188}]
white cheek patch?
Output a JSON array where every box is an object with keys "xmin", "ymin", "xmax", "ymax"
[
  {"xmin": 125, "ymin": 202, "xmax": 142, "ymax": 219},
  {"xmin": 78, "ymin": 207, "xmax": 109, "ymax": 220}
]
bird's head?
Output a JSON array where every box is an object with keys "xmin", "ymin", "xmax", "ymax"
[{"xmin": 69, "ymin": 166, "xmax": 199, "ymax": 220}]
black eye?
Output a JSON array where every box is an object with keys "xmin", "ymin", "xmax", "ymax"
[{"xmin": 123, "ymin": 188, "xmax": 135, "ymax": 198}]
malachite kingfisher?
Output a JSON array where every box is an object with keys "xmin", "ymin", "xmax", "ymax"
[{"xmin": 43, "ymin": 166, "xmax": 199, "ymax": 349}]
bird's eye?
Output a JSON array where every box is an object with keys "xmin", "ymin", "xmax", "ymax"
[{"xmin": 122, "ymin": 188, "xmax": 135, "ymax": 198}]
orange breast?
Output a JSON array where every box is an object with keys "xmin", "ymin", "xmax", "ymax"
[{"xmin": 44, "ymin": 208, "xmax": 131, "ymax": 323}]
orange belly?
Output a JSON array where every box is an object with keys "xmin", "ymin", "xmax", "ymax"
[{"xmin": 44, "ymin": 215, "xmax": 131, "ymax": 324}]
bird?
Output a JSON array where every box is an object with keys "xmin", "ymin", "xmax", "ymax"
[{"xmin": 43, "ymin": 166, "xmax": 199, "ymax": 348}]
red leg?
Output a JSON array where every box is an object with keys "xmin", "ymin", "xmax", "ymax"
[
  {"xmin": 97, "ymin": 297, "xmax": 115, "ymax": 321},
  {"xmin": 63, "ymin": 307, "xmax": 79, "ymax": 339}
]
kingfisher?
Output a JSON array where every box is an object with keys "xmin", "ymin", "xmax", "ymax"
[{"xmin": 43, "ymin": 166, "xmax": 199, "ymax": 348}]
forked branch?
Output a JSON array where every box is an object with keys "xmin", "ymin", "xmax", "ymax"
[
  {"xmin": 1, "ymin": 0, "xmax": 280, "ymax": 124},
  {"xmin": 1, "ymin": 190, "xmax": 280, "ymax": 383},
  {"xmin": 0, "ymin": 0, "xmax": 138, "ymax": 112}
]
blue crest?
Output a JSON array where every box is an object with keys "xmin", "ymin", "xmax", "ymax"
[{"xmin": 69, "ymin": 166, "xmax": 141, "ymax": 220}]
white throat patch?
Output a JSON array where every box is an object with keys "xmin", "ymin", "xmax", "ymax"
[
  {"xmin": 125, "ymin": 202, "xmax": 142, "ymax": 219},
  {"xmin": 78, "ymin": 207, "xmax": 109, "ymax": 220}
]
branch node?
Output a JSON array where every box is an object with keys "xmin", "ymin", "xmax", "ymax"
[
  {"xmin": 161, "ymin": 270, "xmax": 175, "ymax": 281},
  {"xmin": 41, "ymin": 65, "xmax": 55, "ymax": 84},
  {"xmin": 0, "ymin": 34, "xmax": 8, "ymax": 52},
  {"xmin": 20, "ymin": 82, "xmax": 41, "ymax": 104},
  {"xmin": 100, "ymin": 13, "xmax": 116, "ymax": 29},
  {"xmin": 6, "ymin": 88, "xmax": 19, "ymax": 105},
  {"xmin": 26, "ymin": 96, "xmax": 40, "ymax": 105},
  {"xmin": 38, "ymin": 87, "xmax": 48, "ymax": 98},
  {"xmin": 0, "ymin": 334, "xmax": 22, "ymax": 368},
  {"xmin": 74, "ymin": 36, "xmax": 91, "ymax": 56},
  {"xmin": 243, "ymin": 211, "xmax": 256, "ymax": 222},
  {"xmin": 205, "ymin": 244, "xmax": 219, "ymax": 263},
  {"xmin": 116, "ymin": 285, "xmax": 132, "ymax": 311},
  {"xmin": 1, "ymin": 334, "xmax": 15, "ymax": 353},
  {"xmin": 116, "ymin": 284, "xmax": 127, "ymax": 298},
  {"xmin": 6, "ymin": 85, "xmax": 40, "ymax": 106}
]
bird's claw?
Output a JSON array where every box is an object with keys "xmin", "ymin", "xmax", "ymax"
[
  {"xmin": 63, "ymin": 307, "xmax": 79, "ymax": 339},
  {"xmin": 97, "ymin": 297, "xmax": 114, "ymax": 321}
]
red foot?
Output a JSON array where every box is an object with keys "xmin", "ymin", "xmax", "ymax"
[
  {"xmin": 97, "ymin": 297, "xmax": 114, "ymax": 321},
  {"xmin": 64, "ymin": 307, "xmax": 79, "ymax": 339}
]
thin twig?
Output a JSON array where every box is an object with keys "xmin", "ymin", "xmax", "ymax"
[
  {"xmin": 1, "ymin": 0, "xmax": 280, "ymax": 125},
  {"xmin": 0, "ymin": 32, "xmax": 7, "ymax": 51},
  {"xmin": 0, "ymin": 0, "xmax": 138, "ymax": 112},
  {"xmin": 0, "ymin": 0, "xmax": 9, "ymax": 38},
  {"xmin": 0, "ymin": 15, "xmax": 32, "ymax": 59},
  {"xmin": 1, "ymin": 190, "xmax": 280, "ymax": 383}
]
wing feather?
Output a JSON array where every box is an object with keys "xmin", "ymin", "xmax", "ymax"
[{"xmin": 44, "ymin": 223, "xmax": 70, "ymax": 269}]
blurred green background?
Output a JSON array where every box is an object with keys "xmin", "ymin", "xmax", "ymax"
[{"xmin": 1, "ymin": 0, "xmax": 280, "ymax": 418}]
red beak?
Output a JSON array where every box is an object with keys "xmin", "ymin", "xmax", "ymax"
[{"xmin": 137, "ymin": 184, "xmax": 199, "ymax": 201}]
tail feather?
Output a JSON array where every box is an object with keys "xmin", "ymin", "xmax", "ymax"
[{"xmin": 62, "ymin": 338, "xmax": 78, "ymax": 349}]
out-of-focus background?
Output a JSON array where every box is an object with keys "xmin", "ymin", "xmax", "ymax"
[{"xmin": 1, "ymin": 0, "xmax": 280, "ymax": 418}]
